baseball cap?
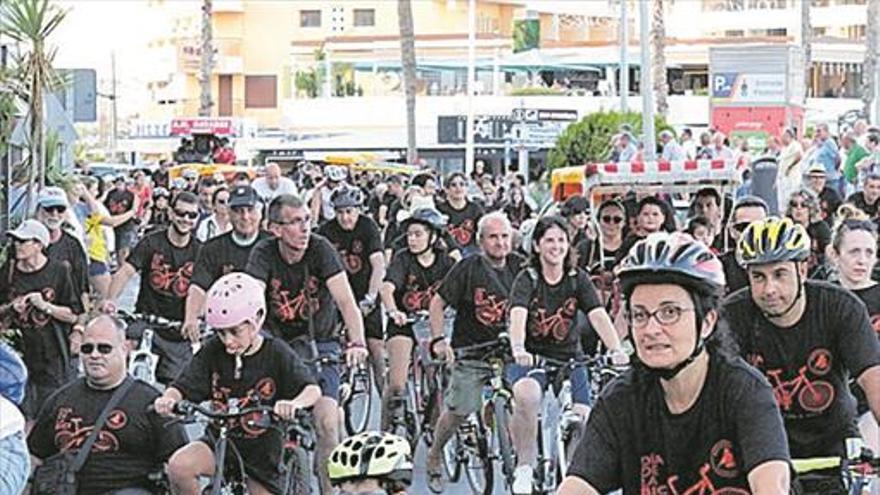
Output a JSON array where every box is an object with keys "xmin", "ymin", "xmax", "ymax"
[
  {"xmin": 36, "ymin": 187, "xmax": 69, "ymax": 210},
  {"xmin": 7, "ymin": 219, "xmax": 50, "ymax": 247},
  {"xmin": 228, "ymin": 185, "xmax": 259, "ymax": 208}
]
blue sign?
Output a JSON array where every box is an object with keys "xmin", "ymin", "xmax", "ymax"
[{"xmin": 712, "ymin": 72, "xmax": 738, "ymax": 98}]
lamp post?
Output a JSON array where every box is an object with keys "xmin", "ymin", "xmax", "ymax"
[
  {"xmin": 620, "ymin": 0, "xmax": 629, "ymax": 113},
  {"xmin": 464, "ymin": 0, "xmax": 476, "ymax": 176},
  {"xmin": 638, "ymin": 0, "xmax": 656, "ymax": 162}
]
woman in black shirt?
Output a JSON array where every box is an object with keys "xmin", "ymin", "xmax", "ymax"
[
  {"xmin": 786, "ymin": 188, "xmax": 831, "ymax": 278},
  {"xmin": 559, "ymin": 233, "xmax": 791, "ymax": 495}
]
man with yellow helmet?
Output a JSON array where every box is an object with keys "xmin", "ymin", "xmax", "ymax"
[{"xmin": 722, "ymin": 216, "xmax": 880, "ymax": 494}]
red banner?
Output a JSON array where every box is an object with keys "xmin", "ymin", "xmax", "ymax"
[{"xmin": 170, "ymin": 118, "xmax": 234, "ymax": 136}]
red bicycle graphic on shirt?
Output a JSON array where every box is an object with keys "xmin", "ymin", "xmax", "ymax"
[
  {"xmin": 764, "ymin": 349, "xmax": 835, "ymax": 413},
  {"xmin": 665, "ymin": 464, "xmax": 750, "ymax": 495},
  {"xmin": 530, "ymin": 297, "xmax": 577, "ymax": 341}
]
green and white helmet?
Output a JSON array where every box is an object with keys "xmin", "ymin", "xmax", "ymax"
[{"xmin": 328, "ymin": 432, "xmax": 413, "ymax": 486}]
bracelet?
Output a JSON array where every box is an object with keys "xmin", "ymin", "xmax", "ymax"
[{"xmin": 511, "ymin": 343, "xmax": 526, "ymax": 353}]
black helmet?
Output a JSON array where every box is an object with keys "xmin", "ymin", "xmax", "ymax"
[
  {"xmin": 330, "ymin": 187, "xmax": 364, "ymax": 209},
  {"xmin": 401, "ymin": 207, "xmax": 447, "ymax": 231},
  {"xmin": 618, "ymin": 232, "xmax": 726, "ymax": 297},
  {"xmin": 736, "ymin": 217, "xmax": 811, "ymax": 268},
  {"xmin": 560, "ymin": 195, "xmax": 589, "ymax": 217}
]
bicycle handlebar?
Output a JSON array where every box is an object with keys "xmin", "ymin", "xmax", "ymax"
[
  {"xmin": 118, "ymin": 310, "xmax": 182, "ymax": 330},
  {"xmin": 792, "ymin": 451, "xmax": 880, "ymax": 476}
]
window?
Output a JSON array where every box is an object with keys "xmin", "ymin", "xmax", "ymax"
[
  {"xmin": 353, "ymin": 8, "xmax": 375, "ymax": 27},
  {"xmin": 846, "ymin": 24, "xmax": 866, "ymax": 40},
  {"xmin": 813, "ymin": 26, "xmax": 828, "ymax": 37},
  {"xmin": 245, "ymin": 75, "xmax": 277, "ymax": 108},
  {"xmin": 767, "ymin": 28, "xmax": 787, "ymax": 36},
  {"xmin": 724, "ymin": 29, "xmax": 745, "ymax": 37},
  {"xmin": 300, "ymin": 10, "xmax": 321, "ymax": 27}
]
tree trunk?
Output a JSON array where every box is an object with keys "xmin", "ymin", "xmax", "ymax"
[
  {"xmin": 651, "ymin": 0, "xmax": 668, "ymax": 117},
  {"xmin": 864, "ymin": 0, "xmax": 879, "ymax": 120},
  {"xmin": 199, "ymin": 0, "xmax": 213, "ymax": 117},
  {"xmin": 398, "ymin": 0, "xmax": 418, "ymax": 164},
  {"xmin": 27, "ymin": 47, "xmax": 45, "ymax": 212},
  {"xmin": 802, "ymin": 0, "xmax": 812, "ymax": 97}
]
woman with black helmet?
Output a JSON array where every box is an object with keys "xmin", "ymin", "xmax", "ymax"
[
  {"xmin": 379, "ymin": 206, "xmax": 456, "ymax": 430},
  {"xmin": 558, "ymin": 232, "xmax": 791, "ymax": 495}
]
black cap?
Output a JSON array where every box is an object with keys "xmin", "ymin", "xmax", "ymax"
[{"xmin": 228, "ymin": 185, "xmax": 258, "ymax": 207}]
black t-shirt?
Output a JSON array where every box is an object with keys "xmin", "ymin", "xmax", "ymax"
[
  {"xmin": 318, "ymin": 215, "xmax": 383, "ymax": 299},
  {"xmin": 28, "ymin": 378, "xmax": 188, "ymax": 495},
  {"xmin": 850, "ymin": 283, "xmax": 880, "ymax": 415},
  {"xmin": 127, "ymin": 230, "xmax": 201, "ymax": 334},
  {"xmin": 0, "ymin": 259, "xmax": 82, "ymax": 377},
  {"xmin": 47, "ymin": 231, "xmax": 88, "ymax": 300},
  {"xmin": 191, "ymin": 231, "xmax": 269, "ymax": 291},
  {"xmin": 384, "ymin": 249, "xmax": 456, "ymax": 333},
  {"xmin": 245, "ymin": 235, "xmax": 345, "ymax": 342},
  {"xmin": 438, "ymin": 200, "xmax": 484, "ymax": 250},
  {"xmin": 575, "ymin": 238, "xmax": 622, "ymax": 272},
  {"xmin": 806, "ymin": 221, "xmax": 832, "ymax": 277},
  {"xmin": 567, "ymin": 352, "xmax": 789, "ymax": 494},
  {"xmin": 719, "ymin": 250, "xmax": 749, "ymax": 294},
  {"xmin": 846, "ymin": 191, "xmax": 880, "ymax": 218},
  {"xmin": 438, "ymin": 253, "xmax": 524, "ymax": 348},
  {"xmin": 173, "ymin": 336, "xmax": 315, "ymax": 479},
  {"xmin": 509, "ymin": 268, "xmax": 602, "ymax": 360},
  {"xmin": 721, "ymin": 281, "xmax": 880, "ymax": 457},
  {"xmin": 104, "ymin": 188, "xmax": 136, "ymax": 230},
  {"xmin": 503, "ymin": 201, "xmax": 533, "ymax": 229}
]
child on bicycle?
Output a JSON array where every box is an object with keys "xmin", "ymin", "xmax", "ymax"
[{"xmin": 154, "ymin": 272, "xmax": 321, "ymax": 495}]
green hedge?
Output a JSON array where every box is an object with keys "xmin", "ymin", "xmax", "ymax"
[{"xmin": 546, "ymin": 110, "xmax": 673, "ymax": 173}]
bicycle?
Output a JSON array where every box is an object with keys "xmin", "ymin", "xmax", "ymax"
[
  {"xmin": 170, "ymin": 399, "xmax": 315, "ymax": 495},
  {"xmin": 792, "ymin": 441, "xmax": 880, "ymax": 495},
  {"xmin": 532, "ymin": 355, "xmax": 591, "ymax": 495},
  {"xmin": 441, "ymin": 336, "xmax": 513, "ymax": 495},
  {"xmin": 339, "ymin": 359, "xmax": 373, "ymax": 436},
  {"xmin": 118, "ymin": 310, "xmax": 182, "ymax": 387}
]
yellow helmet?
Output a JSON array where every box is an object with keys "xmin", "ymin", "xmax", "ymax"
[
  {"xmin": 736, "ymin": 217, "xmax": 811, "ymax": 268},
  {"xmin": 328, "ymin": 432, "xmax": 413, "ymax": 485}
]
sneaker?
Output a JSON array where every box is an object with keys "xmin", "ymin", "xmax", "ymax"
[
  {"xmin": 512, "ymin": 464, "xmax": 533, "ymax": 494},
  {"xmin": 426, "ymin": 450, "xmax": 445, "ymax": 493}
]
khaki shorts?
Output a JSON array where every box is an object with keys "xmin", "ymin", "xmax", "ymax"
[{"xmin": 444, "ymin": 359, "xmax": 494, "ymax": 416}]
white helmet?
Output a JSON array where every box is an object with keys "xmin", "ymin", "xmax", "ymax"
[{"xmin": 325, "ymin": 165, "xmax": 348, "ymax": 182}]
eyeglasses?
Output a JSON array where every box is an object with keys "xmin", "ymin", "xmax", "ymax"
[
  {"xmin": 215, "ymin": 198, "xmax": 229, "ymax": 205},
  {"xmin": 174, "ymin": 209, "xmax": 199, "ymax": 219},
  {"xmin": 601, "ymin": 215, "xmax": 624, "ymax": 224},
  {"xmin": 11, "ymin": 237, "xmax": 33, "ymax": 246},
  {"xmin": 628, "ymin": 305, "xmax": 695, "ymax": 329},
  {"xmin": 789, "ymin": 201, "xmax": 808, "ymax": 209},
  {"xmin": 448, "ymin": 181, "xmax": 466, "ymax": 188},
  {"xmin": 273, "ymin": 216, "xmax": 310, "ymax": 228},
  {"xmin": 80, "ymin": 343, "xmax": 114, "ymax": 355},
  {"xmin": 41, "ymin": 205, "xmax": 66, "ymax": 214}
]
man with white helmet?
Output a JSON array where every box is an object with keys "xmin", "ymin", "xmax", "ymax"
[
  {"xmin": 155, "ymin": 272, "xmax": 321, "ymax": 495},
  {"xmin": 308, "ymin": 165, "xmax": 349, "ymax": 224}
]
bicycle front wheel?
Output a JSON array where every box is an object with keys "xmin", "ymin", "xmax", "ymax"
[
  {"xmin": 493, "ymin": 394, "xmax": 516, "ymax": 489},
  {"xmin": 463, "ymin": 417, "xmax": 494, "ymax": 495},
  {"xmin": 282, "ymin": 445, "xmax": 312, "ymax": 495},
  {"xmin": 343, "ymin": 367, "xmax": 373, "ymax": 435}
]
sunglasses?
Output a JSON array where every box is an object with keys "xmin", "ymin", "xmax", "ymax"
[
  {"xmin": 174, "ymin": 209, "xmax": 199, "ymax": 219},
  {"xmin": 732, "ymin": 221, "xmax": 752, "ymax": 232},
  {"xmin": 601, "ymin": 215, "xmax": 624, "ymax": 224},
  {"xmin": 80, "ymin": 343, "xmax": 114, "ymax": 355},
  {"xmin": 215, "ymin": 198, "xmax": 229, "ymax": 205},
  {"xmin": 11, "ymin": 237, "xmax": 34, "ymax": 246},
  {"xmin": 789, "ymin": 201, "xmax": 808, "ymax": 208},
  {"xmin": 42, "ymin": 205, "xmax": 67, "ymax": 214}
]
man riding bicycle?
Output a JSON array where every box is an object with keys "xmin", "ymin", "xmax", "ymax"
[
  {"xmin": 245, "ymin": 193, "xmax": 369, "ymax": 494},
  {"xmin": 558, "ymin": 232, "xmax": 791, "ymax": 495},
  {"xmin": 154, "ymin": 272, "xmax": 321, "ymax": 495},
  {"xmin": 327, "ymin": 431, "xmax": 413, "ymax": 495},
  {"xmin": 507, "ymin": 215, "xmax": 629, "ymax": 494},
  {"xmin": 318, "ymin": 186, "xmax": 388, "ymax": 397},
  {"xmin": 423, "ymin": 211, "xmax": 523, "ymax": 492},
  {"xmin": 722, "ymin": 217, "xmax": 880, "ymax": 493}
]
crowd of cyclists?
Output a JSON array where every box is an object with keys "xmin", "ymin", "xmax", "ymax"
[{"xmin": 0, "ymin": 138, "xmax": 878, "ymax": 495}]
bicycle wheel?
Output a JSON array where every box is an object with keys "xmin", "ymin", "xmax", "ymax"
[
  {"xmin": 343, "ymin": 366, "xmax": 373, "ymax": 435},
  {"xmin": 493, "ymin": 394, "xmax": 516, "ymax": 489},
  {"xmin": 282, "ymin": 445, "xmax": 312, "ymax": 495},
  {"xmin": 798, "ymin": 381, "xmax": 834, "ymax": 413},
  {"xmin": 442, "ymin": 430, "xmax": 463, "ymax": 483},
  {"xmin": 404, "ymin": 378, "xmax": 421, "ymax": 450},
  {"xmin": 463, "ymin": 417, "xmax": 494, "ymax": 495}
]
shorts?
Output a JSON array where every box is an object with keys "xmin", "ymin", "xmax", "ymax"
[
  {"xmin": 88, "ymin": 260, "xmax": 110, "ymax": 277},
  {"xmin": 197, "ymin": 430, "xmax": 286, "ymax": 495},
  {"xmin": 364, "ymin": 307, "xmax": 383, "ymax": 341},
  {"xmin": 0, "ymin": 432, "xmax": 30, "ymax": 495},
  {"xmin": 444, "ymin": 359, "xmax": 494, "ymax": 416},
  {"xmin": 506, "ymin": 361, "xmax": 592, "ymax": 406},
  {"xmin": 288, "ymin": 339, "xmax": 342, "ymax": 401},
  {"xmin": 151, "ymin": 332, "xmax": 193, "ymax": 385}
]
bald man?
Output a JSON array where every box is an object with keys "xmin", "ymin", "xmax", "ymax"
[
  {"xmin": 29, "ymin": 315, "xmax": 187, "ymax": 494},
  {"xmin": 252, "ymin": 162, "xmax": 299, "ymax": 203}
]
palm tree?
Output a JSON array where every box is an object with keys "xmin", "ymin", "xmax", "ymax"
[
  {"xmin": 651, "ymin": 0, "xmax": 668, "ymax": 117},
  {"xmin": 198, "ymin": 0, "xmax": 213, "ymax": 117},
  {"xmin": 398, "ymin": 0, "xmax": 417, "ymax": 164},
  {"xmin": 802, "ymin": 0, "xmax": 812, "ymax": 96},
  {"xmin": 0, "ymin": 0, "xmax": 66, "ymax": 213},
  {"xmin": 864, "ymin": 0, "xmax": 879, "ymax": 119}
]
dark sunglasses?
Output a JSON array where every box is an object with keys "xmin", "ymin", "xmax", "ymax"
[
  {"xmin": 215, "ymin": 198, "xmax": 229, "ymax": 205},
  {"xmin": 42, "ymin": 205, "xmax": 67, "ymax": 214},
  {"xmin": 731, "ymin": 221, "xmax": 752, "ymax": 232},
  {"xmin": 11, "ymin": 237, "xmax": 33, "ymax": 246},
  {"xmin": 80, "ymin": 343, "xmax": 114, "ymax": 355},
  {"xmin": 174, "ymin": 209, "xmax": 199, "ymax": 219},
  {"xmin": 448, "ymin": 181, "xmax": 466, "ymax": 188},
  {"xmin": 601, "ymin": 215, "xmax": 624, "ymax": 224},
  {"xmin": 789, "ymin": 201, "xmax": 808, "ymax": 208}
]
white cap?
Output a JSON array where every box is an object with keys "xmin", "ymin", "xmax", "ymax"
[
  {"xmin": 7, "ymin": 219, "xmax": 50, "ymax": 247},
  {"xmin": 36, "ymin": 187, "xmax": 69, "ymax": 209}
]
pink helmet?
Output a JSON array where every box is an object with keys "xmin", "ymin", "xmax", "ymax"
[{"xmin": 205, "ymin": 272, "xmax": 266, "ymax": 330}]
